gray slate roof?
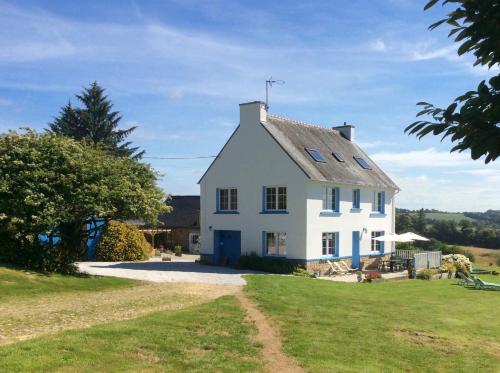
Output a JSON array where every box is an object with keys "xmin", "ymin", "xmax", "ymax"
[
  {"xmin": 262, "ymin": 115, "xmax": 399, "ymax": 190},
  {"xmin": 160, "ymin": 195, "xmax": 200, "ymax": 228}
]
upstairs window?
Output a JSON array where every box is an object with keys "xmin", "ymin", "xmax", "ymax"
[
  {"xmin": 373, "ymin": 191, "xmax": 385, "ymax": 214},
  {"xmin": 218, "ymin": 188, "xmax": 237, "ymax": 211},
  {"xmin": 352, "ymin": 189, "xmax": 360, "ymax": 209},
  {"xmin": 305, "ymin": 148, "xmax": 326, "ymax": 163},
  {"xmin": 265, "ymin": 186, "xmax": 287, "ymax": 211},
  {"xmin": 323, "ymin": 187, "xmax": 340, "ymax": 212},
  {"xmin": 265, "ymin": 232, "xmax": 287, "ymax": 256},
  {"xmin": 354, "ymin": 156, "xmax": 371, "ymax": 170},
  {"xmin": 332, "ymin": 152, "xmax": 344, "ymax": 162}
]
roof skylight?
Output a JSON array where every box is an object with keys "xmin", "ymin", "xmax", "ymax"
[
  {"xmin": 332, "ymin": 152, "xmax": 344, "ymax": 162},
  {"xmin": 353, "ymin": 156, "xmax": 371, "ymax": 170},
  {"xmin": 305, "ymin": 148, "xmax": 326, "ymax": 163}
]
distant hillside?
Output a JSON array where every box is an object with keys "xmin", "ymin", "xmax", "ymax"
[
  {"xmin": 396, "ymin": 209, "xmax": 478, "ymax": 223},
  {"xmin": 396, "ymin": 208, "xmax": 499, "ymax": 249},
  {"xmin": 463, "ymin": 210, "xmax": 500, "ymax": 227},
  {"xmin": 425, "ymin": 212, "xmax": 476, "ymax": 223}
]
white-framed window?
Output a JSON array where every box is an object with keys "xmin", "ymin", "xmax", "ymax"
[
  {"xmin": 352, "ymin": 189, "xmax": 360, "ymax": 209},
  {"xmin": 371, "ymin": 231, "xmax": 384, "ymax": 252},
  {"xmin": 322, "ymin": 232, "xmax": 338, "ymax": 256},
  {"xmin": 323, "ymin": 187, "xmax": 340, "ymax": 212},
  {"xmin": 373, "ymin": 191, "xmax": 385, "ymax": 213},
  {"xmin": 265, "ymin": 232, "xmax": 287, "ymax": 256},
  {"xmin": 218, "ymin": 188, "xmax": 237, "ymax": 211},
  {"xmin": 265, "ymin": 186, "xmax": 287, "ymax": 211}
]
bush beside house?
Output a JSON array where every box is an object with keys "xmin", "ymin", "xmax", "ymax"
[{"xmin": 95, "ymin": 221, "xmax": 152, "ymax": 261}]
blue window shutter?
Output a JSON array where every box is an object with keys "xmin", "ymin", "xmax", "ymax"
[
  {"xmin": 335, "ymin": 232, "xmax": 340, "ymax": 256},
  {"xmin": 335, "ymin": 187, "xmax": 340, "ymax": 212},
  {"xmin": 216, "ymin": 188, "xmax": 220, "ymax": 212},
  {"xmin": 381, "ymin": 191, "xmax": 386, "ymax": 214},
  {"xmin": 380, "ymin": 231, "xmax": 385, "ymax": 253}
]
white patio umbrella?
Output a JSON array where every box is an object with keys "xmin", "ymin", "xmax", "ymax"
[
  {"xmin": 374, "ymin": 234, "xmax": 413, "ymax": 242},
  {"xmin": 399, "ymin": 232, "xmax": 430, "ymax": 241}
]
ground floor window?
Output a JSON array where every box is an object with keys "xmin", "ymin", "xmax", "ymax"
[
  {"xmin": 371, "ymin": 231, "xmax": 384, "ymax": 251},
  {"xmin": 322, "ymin": 232, "xmax": 338, "ymax": 256},
  {"xmin": 265, "ymin": 232, "xmax": 287, "ymax": 256}
]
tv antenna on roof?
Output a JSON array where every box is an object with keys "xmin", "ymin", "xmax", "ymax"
[{"xmin": 265, "ymin": 77, "xmax": 285, "ymax": 110}]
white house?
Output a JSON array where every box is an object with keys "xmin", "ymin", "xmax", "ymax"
[{"xmin": 199, "ymin": 101, "xmax": 399, "ymax": 270}]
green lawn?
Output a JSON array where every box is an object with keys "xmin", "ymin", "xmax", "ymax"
[
  {"xmin": 0, "ymin": 265, "xmax": 136, "ymax": 302},
  {"xmin": 245, "ymin": 275, "xmax": 500, "ymax": 373},
  {"xmin": 0, "ymin": 296, "xmax": 263, "ymax": 373}
]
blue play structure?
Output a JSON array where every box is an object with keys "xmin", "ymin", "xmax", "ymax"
[{"xmin": 39, "ymin": 219, "xmax": 106, "ymax": 260}]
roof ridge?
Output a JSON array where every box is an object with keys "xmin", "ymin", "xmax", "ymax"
[{"xmin": 267, "ymin": 113, "xmax": 335, "ymax": 132}]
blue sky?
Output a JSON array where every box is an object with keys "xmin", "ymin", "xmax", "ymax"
[{"xmin": 1, "ymin": 0, "xmax": 499, "ymax": 212}]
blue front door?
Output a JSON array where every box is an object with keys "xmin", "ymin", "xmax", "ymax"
[
  {"xmin": 214, "ymin": 230, "xmax": 241, "ymax": 265},
  {"xmin": 352, "ymin": 231, "xmax": 360, "ymax": 269}
]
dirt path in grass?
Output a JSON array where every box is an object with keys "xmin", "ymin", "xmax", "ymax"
[
  {"xmin": 0, "ymin": 282, "xmax": 239, "ymax": 346},
  {"xmin": 236, "ymin": 291, "xmax": 305, "ymax": 373}
]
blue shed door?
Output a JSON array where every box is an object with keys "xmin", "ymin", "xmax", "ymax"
[
  {"xmin": 214, "ymin": 230, "xmax": 241, "ymax": 265},
  {"xmin": 352, "ymin": 231, "xmax": 360, "ymax": 269}
]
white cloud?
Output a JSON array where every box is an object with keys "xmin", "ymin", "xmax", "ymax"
[
  {"xmin": 0, "ymin": 98, "xmax": 13, "ymax": 106},
  {"xmin": 369, "ymin": 39, "xmax": 387, "ymax": 52},
  {"xmin": 410, "ymin": 45, "xmax": 457, "ymax": 62},
  {"xmin": 394, "ymin": 174, "xmax": 500, "ymax": 211},
  {"xmin": 370, "ymin": 147, "xmax": 472, "ymax": 168}
]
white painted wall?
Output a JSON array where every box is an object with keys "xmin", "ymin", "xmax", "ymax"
[
  {"xmin": 306, "ymin": 182, "xmax": 395, "ymax": 260},
  {"xmin": 200, "ymin": 101, "xmax": 397, "ymax": 262},
  {"xmin": 200, "ymin": 102, "xmax": 309, "ymax": 260}
]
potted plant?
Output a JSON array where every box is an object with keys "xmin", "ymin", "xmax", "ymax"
[
  {"xmin": 311, "ymin": 265, "xmax": 322, "ymax": 278},
  {"xmin": 356, "ymin": 271, "xmax": 363, "ymax": 282}
]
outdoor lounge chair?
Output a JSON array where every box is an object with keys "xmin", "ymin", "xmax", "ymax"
[
  {"xmin": 326, "ymin": 260, "xmax": 348, "ymax": 275},
  {"xmin": 472, "ymin": 277, "xmax": 500, "ymax": 291},
  {"xmin": 339, "ymin": 260, "xmax": 357, "ymax": 273},
  {"xmin": 457, "ymin": 272, "xmax": 475, "ymax": 287}
]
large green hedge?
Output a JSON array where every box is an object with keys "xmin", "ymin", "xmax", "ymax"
[{"xmin": 95, "ymin": 221, "xmax": 151, "ymax": 261}]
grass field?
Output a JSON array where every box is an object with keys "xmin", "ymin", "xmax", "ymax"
[
  {"xmin": 245, "ymin": 274, "xmax": 500, "ymax": 373},
  {"xmin": 2, "ymin": 266, "xmax": 500, "ymax": 372},
  {"xmin": 0, "ymin": 265, "xmax": 135, "ymax": 302},
  {"xmin": 0, "ymin": 296, "xmax": 263, "ymax": 372},
  {"xmin": 461, "ymin": 246, "xmax": 500, "ymax": 266},
  {"xmin": 424, "ymin": 212, "xmax": 475, "ymax": 222}
]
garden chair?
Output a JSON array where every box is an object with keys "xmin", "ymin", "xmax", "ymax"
[
  {"xmin": 326, "ymin": 260, "xmax": 348, "ymax": 276},
  {"xmin": 456, "ymin": 272, "xmax": 475, "ymax": 287},
  {"xmin": 339, "ymin": 260, "xmax": 357, "ymax": 273},
  {"xmin": 472, "ymin": 277, "xmax": 500, "ymax": 291}
]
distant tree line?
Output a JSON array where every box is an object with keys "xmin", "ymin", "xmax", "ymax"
[
  {"xmin": 463, "ymin": 210, "xmax": 500, "ymax": 227},
  {"xmin": 396, "ymin": 209, "xmax": 500, "ymax": 250}
]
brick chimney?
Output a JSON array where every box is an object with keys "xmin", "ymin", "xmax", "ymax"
[{"xmin": 332, "ymin": 122, "xmax": 355, "ymax": 142}]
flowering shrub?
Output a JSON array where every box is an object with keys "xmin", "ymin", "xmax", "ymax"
[
  {"xmin": 364, "ymin": 272, "xmax": 383, "ymax": 282},
  {"xmin": 417, "ymin": 268, "xmax": 439, "ymax": 280},
  {"xmin": 442, "ymin": 254, "xmax": 472, "ymax": 275}
]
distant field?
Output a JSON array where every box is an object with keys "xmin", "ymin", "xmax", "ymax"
[
  {"xmin": 424, "ymin": 212, "xmax": 475, "ymax": 222},
  {"xmin": 461, "ymin": 246, "xmax": 499, "ymax": 265}
]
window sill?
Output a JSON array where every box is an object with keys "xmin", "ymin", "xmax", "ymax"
[
  {"xmin": 320, "ymin": 210, "xmax": 341, "ymax": 217},
  {"xmin": 369, "ymin": 212, "xmax": 386, "ymax": 218},
  {"xmin": 350, "ymin": 208, "xmax": 362, "ymax": 213},
  {"xmin": 363, "ymin": 252, "xmax": 384, "ymax": 257},
  {"xmin": 214, "ymin": 211, "xmax": 239, "ymax": 214},
  {"xmin": 260, "ymin": 210, "xmax": 289, "ymax": 214}
]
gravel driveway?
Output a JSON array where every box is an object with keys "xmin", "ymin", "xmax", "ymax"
[{"xmin": 77, "ymin": 256, "xmax": 261, "ymax": 286}]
